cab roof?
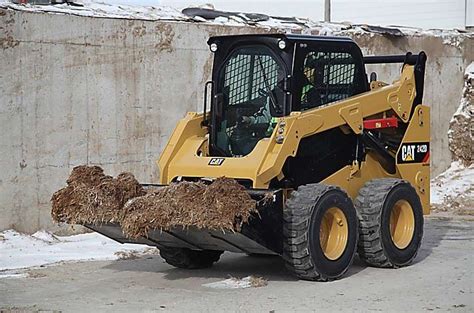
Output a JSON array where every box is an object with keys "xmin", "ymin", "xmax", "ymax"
[{"xmin": 208, "ymin": 33, "xmax": 354, "ymax": 44}]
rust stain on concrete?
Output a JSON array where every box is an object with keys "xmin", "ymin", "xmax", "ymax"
[
  {"xmin": 132, "ymin": 24, "xmax": 147, "ymax": 37},
  {"xmin": 201, "ymin": 56, "xmax": 213, "ymax": 84},
  {"xmin": 1, "ymin": 35, "xmax": 19, "ymax": 49},
  {"xmin": 154, "ymin": 23, "xmax": 175, "ymax": 52},
  {"xmin": 1, "ymin": 10, "xmax": 19, "ymax": 49}
]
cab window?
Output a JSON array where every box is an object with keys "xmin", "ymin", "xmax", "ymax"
[
  {"xmin": 214, "ymin": 45, "xmax": 285, "ymax": 156},
  {"xmin": 300, "ymin": 50, "xmax": 358, "ymax": 110}
]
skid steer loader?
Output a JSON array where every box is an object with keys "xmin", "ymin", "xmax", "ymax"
[{"xmin": 86, "ymin": 34, "xmax": 429, "ymax": 281}]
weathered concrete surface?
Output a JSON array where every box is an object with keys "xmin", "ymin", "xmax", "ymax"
[
  {"xmin": 0, "ymin": 8, "xmax": 473, "ymax": 232},
  {"xmin": 0, "ymin": 217, "xmax": 472, "ymax": 312},
  {"xmin": 0, "ymin": 9, "xmax": 265, "ymax": 232}
]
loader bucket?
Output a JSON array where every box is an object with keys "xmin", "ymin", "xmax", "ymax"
[{"xmin": 85, "ymin": 189, "xmax": 283, "ymax": 255}]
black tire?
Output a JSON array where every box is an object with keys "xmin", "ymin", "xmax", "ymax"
[
  {"xmin": 354, "ymin": 179, "xmax": 423, "ymax": 268},
  {"xmin": 159, "ymin": 247, "xmax": 223, "ymax": 269},
  {"xmin": 283, "ymin": 184, "xmax": 358, "ymax": 281}
]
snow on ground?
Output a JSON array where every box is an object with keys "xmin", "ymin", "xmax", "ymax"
[
  {"xmin": 203, "ymin": 275, "xmax": 267, "ymax": 289},
  {"xmin": 0, "ymin": 229, "xmax": 152, "ymax": 278},
  {"xmin": 431, "ymin": 162, "xmax": 474, "ymax": 215},
  {"xmin": 0, "ymin": 0, "xmax": 470, "ymax": 42},
  {"xmin": 431, "ymin": 162, "xmax": 474, "ymax": 205}
]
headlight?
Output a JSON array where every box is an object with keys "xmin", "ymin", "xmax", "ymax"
[{"xmin": 278, "ymin": 39, "xmax": 286, "ymax": 50}]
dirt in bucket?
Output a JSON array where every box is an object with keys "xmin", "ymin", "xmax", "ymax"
[
  {"xmin": 51, "ymin": 166, "xmax": 257, "ymax": 239},
  {"xmin": 121, "ymin": 177, "xmax": 257, "ymax": 238},
  {"xmin": 51, "ymin": 165, "xmax": 145, "ymax": 225}
]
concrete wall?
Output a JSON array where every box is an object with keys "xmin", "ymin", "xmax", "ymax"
[{"xmin": 0, "ymin": 9, "xmax": 472, "ymax": 232}]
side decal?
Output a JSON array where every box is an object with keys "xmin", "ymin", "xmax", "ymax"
[
  {"xmin": 208, "ymin": 158, "xmax": 225, "ymax": 166},
  {"xmin": 397, "ymin": 142, "xmax": 430, "ymax": 164}
]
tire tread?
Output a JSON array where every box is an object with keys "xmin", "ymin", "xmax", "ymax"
[
  {"xmin": 283, "ymin": 184, "xmax": 355, "ymax": 281},
  {"xmin": 354, "ymin": 178, "xmax": 421, "ymax": 268}
]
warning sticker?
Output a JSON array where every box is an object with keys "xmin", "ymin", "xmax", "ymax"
[{"xmin": 397, "ymin": 142, "xmax": 430, "ymax": 164}]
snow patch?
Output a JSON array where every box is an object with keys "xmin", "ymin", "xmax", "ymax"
[
  {"xmin": 431, "ymin": 162, "xmax": 474, "ymax": 205},
  {"xmin": 0, "ymin": 271, "xmax": 29, "ymax": 279},
  {"xmin": 31, "ymin": 230, "xmax": 60, "ymax": 243},
  {"xmin": 0, "ymin": 229, "xmax": 153, "ymax": 275},
  {"xmin": 203, "ymin": 275, "xmax": 267, "ymax": 289},
  {"xmin": 0, "ymin": 0, "xmax": 188, "ymax": 21}
]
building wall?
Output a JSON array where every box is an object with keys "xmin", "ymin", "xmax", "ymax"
[
  {"xmin": 0, "ymin": 9, "xmax": 472, "ymax": 232},
  {"xmin": 467, "ymin": 0, "xmax": 474, "ymax": 28},
  {"xmin": 159, "ymin": 0, "xmax": 470, "ymax": 29}
]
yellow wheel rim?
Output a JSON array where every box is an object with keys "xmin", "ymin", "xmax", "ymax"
[
  {"xmin": 390, "ymin": 200, "xmax": 415, "ymax": 249},
  {"xmin": 319, "ymin": 207, "xmax": 348, "ymax": 260}
]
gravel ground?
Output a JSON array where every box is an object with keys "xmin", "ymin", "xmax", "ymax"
[{"xmin": 0, "ymin": 216, "xmax": 472, "ymax": 313}]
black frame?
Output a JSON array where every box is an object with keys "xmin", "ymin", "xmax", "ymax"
[
  {"xmin": 208, "ymin": 35, "xmax": 292, "ymax": 156},
  {"xmin": 206, "ymin": 34, "xmax": 369, "ymax": 156},
  {"xmin": 364, "ymin": 52, "xmax": 427, "ymax": 110},
  {"xmin": 292, "ymin": 38, "xmax": 368, "ymax": 111},
  {"xmin": 205, "ymin": 34, "xmax": 426, "ymax": 166}
]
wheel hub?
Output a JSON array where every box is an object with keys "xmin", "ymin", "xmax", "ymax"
[
  {"xmin": 319, "ymin": 207, "xmax": 348, "ymax": 260},
  {"xmin": 390, "ymin": 199, "xmax": 415, "ymax": 249}
]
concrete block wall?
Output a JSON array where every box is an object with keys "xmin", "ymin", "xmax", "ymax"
[{"xmin": 0, "ymin": 8, "xmax": 472, "ymax": 232}]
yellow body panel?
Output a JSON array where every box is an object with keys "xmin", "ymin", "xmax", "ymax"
[
  {"xmin": 395, "ymin": 105, "xmax": 431, "ymax": 213},
  {"xmin": 322, "ymin": 153, "xmax": 398, "ymax": 200},
  {"xmin": 157, "ymin": 64, "xmax": 430, "ymax": 214}
]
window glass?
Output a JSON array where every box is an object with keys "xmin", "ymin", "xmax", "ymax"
[
  {"xmin": 224, "ymin": 50, "xmax": 279, "ymax": 105},
  {"xmin": 215, "ymin": 46, "xmax": 284, "ymax": 156},
  {"xmin": 301, "ymin": 51, "xmax": 356, "ymax": 110}
]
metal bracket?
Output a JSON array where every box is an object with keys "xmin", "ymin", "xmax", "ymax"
[
  {"xmin": 339, "ymin": 103, "xmax": 363, "ymax": 134},
  {"xmin": 370, "ymin": 80, "xmax": 389, "ymax": 90},
  {"xmin": 350, "ymin": 160, "xmax": 360, "ymax": 177}
]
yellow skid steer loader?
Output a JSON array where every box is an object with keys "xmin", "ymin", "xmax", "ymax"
[{"xmin": 87, "ymin": 34, "xmax": 430, "ymax": 281}]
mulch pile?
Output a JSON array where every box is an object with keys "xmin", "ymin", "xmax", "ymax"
[
  {"xmin": 51, "ymin": 165, "xmax": 145, "ymax": 224},
  {"xmin": 121, "ymin": 178, "xmax": 257, "ymax": 238},
  {"xmin": 51, "ymin": 166, "xmax": 257, "ymax": 238}
]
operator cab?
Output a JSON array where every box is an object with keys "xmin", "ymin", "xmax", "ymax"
[{"xmin": 206, "ymin": 34, "xmax": 368, "ymax": 157}]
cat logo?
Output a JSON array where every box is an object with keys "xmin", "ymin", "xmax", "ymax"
[
  {"xmin": 208, "ymin": 158, "xmax": 225, "ymax": 166},
  {"xmin": 397, "ymin": 142, "xmax": 429, "ymax": 164},
  {"xmin": 401, "ymin": 145, "xmax": 415, "ymax": 161}
]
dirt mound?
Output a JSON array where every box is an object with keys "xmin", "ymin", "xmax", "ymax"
[
  {"xmin": 51, "ymin": 166, "xmax": 145, "ymax": 224},
  {"xmin": 448, "ymin": 63, "xmax": 473, "ymax": 166},
  {"xmin": 121, "ymin": 178, "xmax": 256, "ymax": 238}
]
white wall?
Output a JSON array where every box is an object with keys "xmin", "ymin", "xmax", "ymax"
[
  {"xmin": 467, "ymin": 0, "xmax": 474, "ymax": 27},
  {"xmin": 106, "ymin": 0, "xmax": 470, "ymax": 29}
]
